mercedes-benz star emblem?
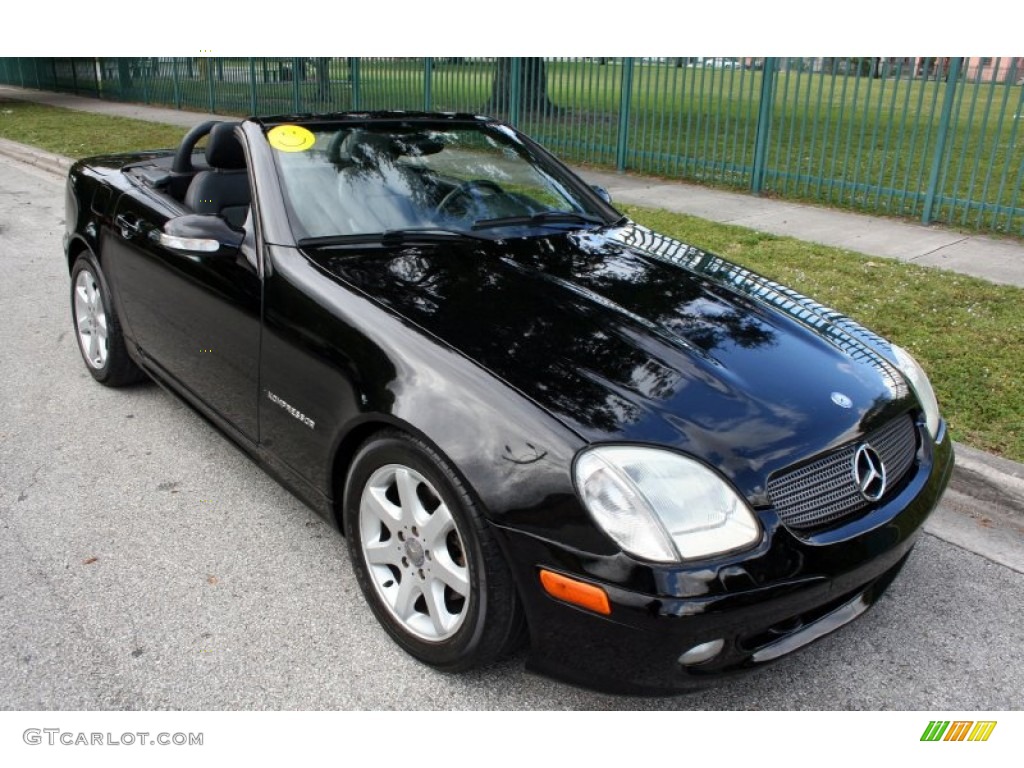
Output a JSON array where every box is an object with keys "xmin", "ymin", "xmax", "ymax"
[
  {"xmin": 831, "ymin": 391, "xmax": 853, "ymax": 408},
  {"xmin": 853, "ymin": 444, "xmax": 887, "ymax": 502}
]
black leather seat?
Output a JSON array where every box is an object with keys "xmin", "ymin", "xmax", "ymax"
[{"xmin": 184, "ymin": 123, "xmax": 251, "ymax": 228}]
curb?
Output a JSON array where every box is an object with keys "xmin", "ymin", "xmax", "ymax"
[
  {"xmin": 1, "ymin": 136, "xmax": 1022, "ymax": 572},
  {"xmin": 951, "ymin": 441, "xmax": 1024, "ymax": 511},
  {"xmin": 0, "ymin": 136, "xmax": 73, "ymax": 177},
  {"xmin": 931, "ymin": 442, "xmax": 1024, "ymax": 574}
]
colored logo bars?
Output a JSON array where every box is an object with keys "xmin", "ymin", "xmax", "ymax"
[{"xmin": 921, "ymin": 721, "xmax": 997, "ymax": 742}]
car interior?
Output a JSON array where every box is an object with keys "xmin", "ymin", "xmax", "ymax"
[
  {"xmin": 277, "ymin": 128, "xmax": 456, "ymax": 237},
  {"xmin": 123, "ymin": 120, "xmax": 252, "ymax": 229},
  {"xmin": 122, "ymin": 120, "xmax": 567, "ymax": 240}
]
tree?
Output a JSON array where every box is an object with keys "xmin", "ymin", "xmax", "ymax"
[
  {"xmin": 854, "ymin": 57, "xmax": 883, "ymax": 78},
  {"xmin": 314, "ymin": 57, "xmax": 331, "ymax": 103},
  {"xmin": 487, "ymin": 58, "xmax": 556, "ymax": 116},
  {"xmin": 116, "ymin": 58, "xmax": 134, "ymax": 90}
]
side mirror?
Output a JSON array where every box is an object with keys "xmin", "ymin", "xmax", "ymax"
[
  {"xmin": 591, "ymin": 185, "xmax": 612, "ymax": 205},
  {"xmin": 159, "ymin": 214, "xmax": 243, "ymax": 257}
]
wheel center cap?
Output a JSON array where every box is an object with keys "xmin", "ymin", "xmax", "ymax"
[{"xmin": 404, "ymin": 538, "xmax": 425, "ymax": 567}]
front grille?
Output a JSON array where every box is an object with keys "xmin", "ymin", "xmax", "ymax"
[{"xmin": 767, "ymin": 414, "xmax": 918, "ymax": 531}]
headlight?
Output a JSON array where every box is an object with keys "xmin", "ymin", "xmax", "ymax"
[
  {"xmin": 574, "ymin": 447, "xmax": 761, "ymax": 562},
  {"xmin": 891, "ymin": 345, "xmax": 942, "ymax": 441}
]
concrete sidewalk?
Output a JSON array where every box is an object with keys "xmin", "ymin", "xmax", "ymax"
[
  {"xmin": 3, "ymin": 84, "xmax": 1024, "ymax": 288},
  {"xmin": 580, "ymin": 169, "xmax": 1024, "ymax": 288}
]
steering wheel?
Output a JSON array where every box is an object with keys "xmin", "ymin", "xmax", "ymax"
[{"xmin": 435, "ymin": 179, "xmax": 506, "ymax": 218}]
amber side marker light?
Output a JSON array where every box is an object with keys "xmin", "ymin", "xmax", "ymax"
[{"xmin": 539, "ymin": 569, "xmax": 611, "ymax": 615}]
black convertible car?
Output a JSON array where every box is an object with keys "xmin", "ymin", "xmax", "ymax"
[{"xmin": 64, "ymin": 112, "xmax": 953, "ymax": 693}]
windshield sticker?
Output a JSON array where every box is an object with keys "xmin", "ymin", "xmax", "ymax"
[{"xmin": 268, "ymin": 125, "xmax": 316, "ymax": 153}]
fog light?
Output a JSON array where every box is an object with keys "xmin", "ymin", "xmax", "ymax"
[{"xmin": 679, "ymin": 639, "xmax": 725, "ymax": 666}]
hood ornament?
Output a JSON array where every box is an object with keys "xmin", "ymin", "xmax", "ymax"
[{"xmin": 853, "ymin": 444, "xmax": 887, "ymax": 501}]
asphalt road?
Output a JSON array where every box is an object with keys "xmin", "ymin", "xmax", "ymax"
[{"xmin": 0, "ymin": 154, "xmax": 1021, "ymax": 710}]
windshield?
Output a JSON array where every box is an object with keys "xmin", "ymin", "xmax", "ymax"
[{"xmin": 266, "ymin": 121, "xmax": 614, "ymax": 241}]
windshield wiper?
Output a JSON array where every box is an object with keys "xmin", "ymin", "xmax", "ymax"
[
  {"xmin": 471, "ymin": 211, "xmax": 607, "ymax": 231},
  {"xmin": 297, "ymin": 228, "xmax": 489, "ymax": 249}
]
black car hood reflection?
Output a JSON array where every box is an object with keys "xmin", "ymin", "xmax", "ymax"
[{"xmin": 312, "ymin": 223, "xmax": 913, "ymax": 503}]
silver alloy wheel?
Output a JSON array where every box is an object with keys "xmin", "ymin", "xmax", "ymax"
[
  {"xmin": 73, "ymin": 268, "xmax": 109, "ymax": 369},
  {"xmin": 358, "ymin": 463, "xmax": 471, "ymax": 642}
]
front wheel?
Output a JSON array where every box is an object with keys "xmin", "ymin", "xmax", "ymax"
[{"xmin": 343, "ymin": 431, "xmax": 523, "ymax": 670}]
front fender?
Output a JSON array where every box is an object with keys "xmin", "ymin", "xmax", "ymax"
[{"xmin": 259, "ymin": 245, "xmax": 598, "ymax": 544}]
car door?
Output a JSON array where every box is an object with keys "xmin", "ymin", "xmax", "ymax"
[{"xmin": 101, "ymin": 183, "xmax": 261, "ymax": 442}]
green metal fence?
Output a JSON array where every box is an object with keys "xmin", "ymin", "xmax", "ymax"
[{"xmin": 2, "ymin": 56, "xmax": 1022, "ymax": 236}]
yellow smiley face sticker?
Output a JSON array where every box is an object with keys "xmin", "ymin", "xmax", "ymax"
[{"xmin": 268, "ymin": 124, "xmax": 316, "ymax": 153}]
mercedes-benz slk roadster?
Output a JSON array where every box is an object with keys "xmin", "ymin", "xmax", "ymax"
[{"xmin": 63, "ymin": 112, "xmax": 953, "ymax": 693}]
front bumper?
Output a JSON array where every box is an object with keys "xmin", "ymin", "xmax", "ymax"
[{"xmin": 497, "ymin": 425, "xmax": 954, "ymax": 695}]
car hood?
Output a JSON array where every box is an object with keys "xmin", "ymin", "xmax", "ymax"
[{"xmin": 311, "ymin": 223, "xmax": 914, "ymax": 502}]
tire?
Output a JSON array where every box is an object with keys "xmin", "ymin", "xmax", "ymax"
[
  {"xmin": 343, "ymin": 430, "xmax": 524, "ymax": 671},
  {"xmin": 70, "ymin": 252, "xmax": 146, "ymax": 387}
]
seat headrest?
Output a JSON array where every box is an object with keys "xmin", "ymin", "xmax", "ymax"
[
  {"xmin": 340, "ymin": 130, "xmax": 399, "ymax": 167},
  {"xmin": 205, "ymin": 122, "xmax": 246, "ymax": 170}
]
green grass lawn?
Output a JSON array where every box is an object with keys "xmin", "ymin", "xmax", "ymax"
[
  {"xmin": 0, "ymin": 99, "xmax": 183, "ymax": 156},
  {"xmin": 1, "ymin": 97, "xmax": 1020, "ymax": 462}
]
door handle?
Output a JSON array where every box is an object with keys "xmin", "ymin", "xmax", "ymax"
[{"xmin": 115, "ymin": 213, "xmax": 141, "ymax": 239}]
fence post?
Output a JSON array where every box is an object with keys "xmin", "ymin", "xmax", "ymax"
[
  {"xmin": 292, "ymin": 57, "xmax": 302, "ymax": 112},
  {"xmin": 610, "ymin": 58, "xmax": 634, "ymax": 171},
  {"xmin": 922, "ymin": 57, "xmax": 963, "ymax": 225},
  {"xmin": 249, "ymin": 58, "xmax": 257, "ymax": 115},
  {"xmin": 142, "ymin": 58, "xmax": 150, "ymax": 104},
  {"xmin": 350, "ymin": 58, "xmax": 361, "ymax": 110},
  {"xmin": 207, "ymin": 58, "xmax": 216, "ymax": 113},
  {"xmin": 71, "ymin": 59, "xmax": 78, "ymax": 94},
  {"xmin": 171, "ymin": 57, "xmax": 181, "ymax": 109},
  {"xmin": 752, "ymin": 57, "xmax": 778, "ymax": 194},
  {"xmin": 424, "ymin": 57, "xmax": 433, "ymax": 112},
  {"xmin": 616, "ymin": 57, "xmax": 635, "ymax": 172},
  {"xmin": 509, "ymin": 58, "xmax": 522, "ymax": 126}
]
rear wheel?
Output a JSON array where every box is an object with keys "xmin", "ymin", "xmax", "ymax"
[
  {"xmin": 343, "ymin": 431, "xmax": 523, "ymax": 670},
  {"xmin": 70, "ymin": 253, "xmax": 145, "ymax": 387}
]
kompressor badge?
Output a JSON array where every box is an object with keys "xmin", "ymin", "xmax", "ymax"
[{"xmin": 267, "ymin": 391, "xmax": 315, "ymax": 429}]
